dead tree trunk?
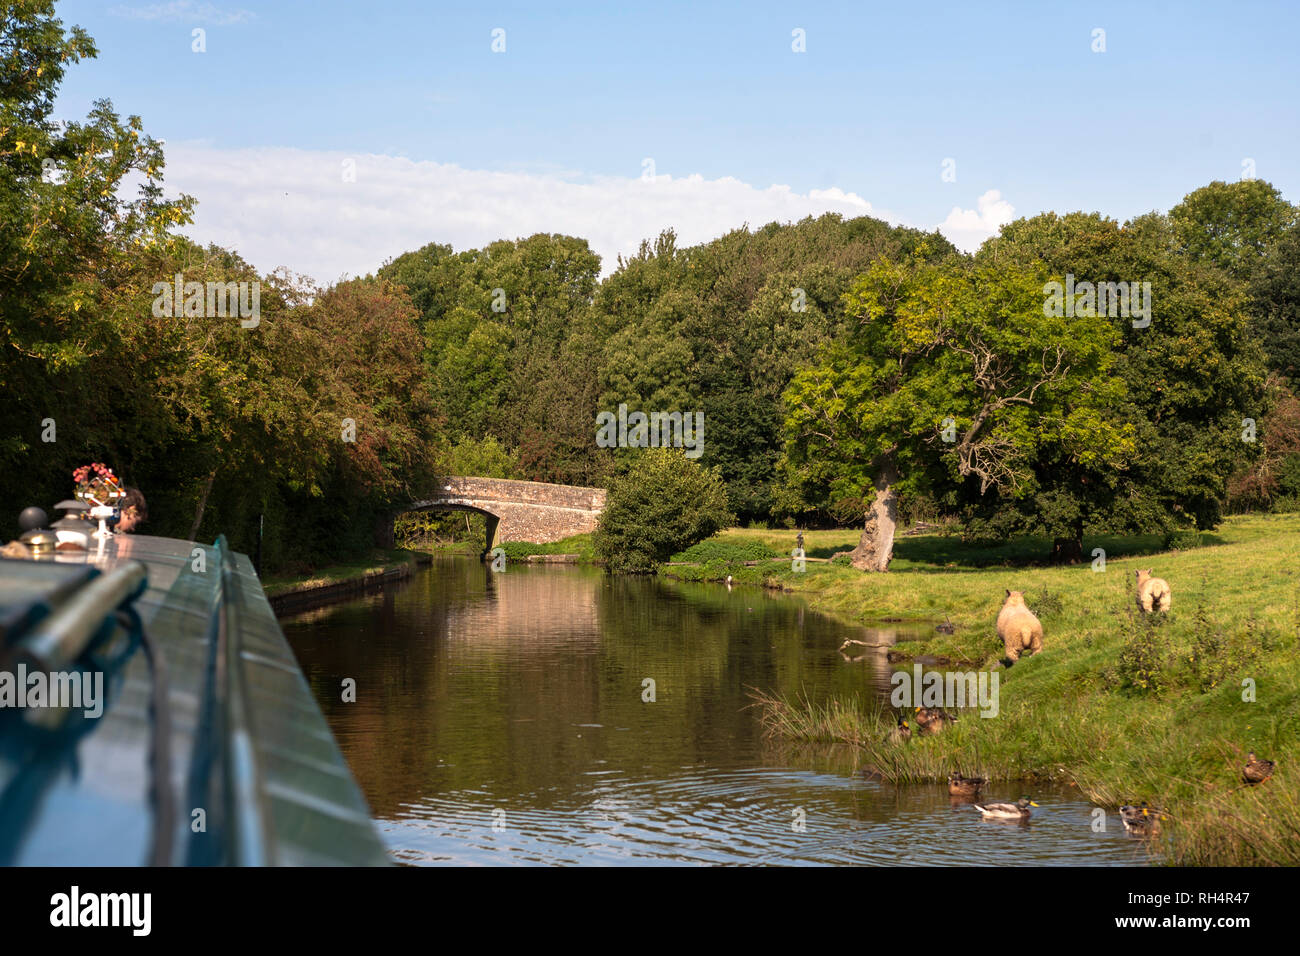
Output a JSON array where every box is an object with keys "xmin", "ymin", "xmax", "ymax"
[{"xmin": 849, "ymin": 459, "xmax": 899, "ymax": 572}]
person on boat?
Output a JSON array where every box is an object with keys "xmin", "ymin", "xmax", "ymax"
[{"xmin": 116, "ymin": 487, "xmax": 148, "ymax": 533}]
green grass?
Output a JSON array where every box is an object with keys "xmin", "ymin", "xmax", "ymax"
[
  {"xmin": 426, "ymin": 541, "xmax": 480, "ymax": 556},
  {"xmin": 715, "ymin": 524, "xmax": 1223, "ymax": 569},
  {"xmin": 497, "ymin": 533, "xmax": 597, "ymax": 563},
  {"xmin": 731, "ymin": 513, "xmax": 1300, "ymax": 865},
  {"xmin": 261, "ymin": 548, "xmax": 417, "ymax": 598}
]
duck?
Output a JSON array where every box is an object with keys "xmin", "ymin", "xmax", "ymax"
[
  {"xmin": 886, "ymin": 717, "xmax": 911, "ymax": 744},
  {"xmin": 1242, "ymin": 751, "xmax": 1275, "ymax": 785},
  {"xmin": 973, "ymin": 797, "xmax": 1037, "ymax": 820},
  {"xmin": 914, "ymin": 706, "xmax": 957, "ymax": 735},
  {"xmin": 947, "ymin": 771, "xmax": 986, "ymax": 798},
  {"xmin": 1118, "ymin": 802, "xmax": 1164, "ymax": 835}
]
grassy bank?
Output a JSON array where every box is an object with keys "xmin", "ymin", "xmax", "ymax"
[
  {"xmin": 696, "ymin": 514, "xmax": 1300, "ymax": 865},
  {"xmin": 415, "ymin": 533, "xmax": 597, "ymax": 564},
  {"xmin": 261, "ymin": 548, "xmax": 420, "ymax": 599},
  {"xmin": 499, "ymin": 534, "xmax": 596, "ymax": 563}
]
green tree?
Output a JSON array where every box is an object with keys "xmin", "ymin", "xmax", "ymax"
[
  {"xmin": 592, "ymin": 219, "xmax": 959, "ymax": 522},
  {"xmin": 593, "ymin": 449, "xmax": 733, "ymax": 574},
  {"xmin": 443, "ymin": 435, "xmax": 522, "ymax": 479},
  {"xmin": 1, "ymin": 1, "xmax": 193, "ymax": 517},
  {"xmin": 1169, "ymin": 179, "xmax": 1298, "ymax": 281},
  {"xmin": 977, "ymin": 206, "xmax": 1268, "ymax": 544},
  {"xmin": 1251, "ymin": 226, "xmax": 1300, "ymax": 382},
  {"xmin": 783, "ymin": 255, "xmax": 1130, "ymax": 569}
]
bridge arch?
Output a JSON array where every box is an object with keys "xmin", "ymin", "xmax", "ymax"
[{"xmin": 398, "ymin": 477, "xmax": 607, "ymax": 555}]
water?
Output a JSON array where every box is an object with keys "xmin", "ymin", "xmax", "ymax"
[{"xmin": 280, "ymin": 558, "xmax": 1155, "ymax": 866}]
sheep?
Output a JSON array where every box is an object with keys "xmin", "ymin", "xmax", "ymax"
[
  {"xmin": 1135, "ymin": 569, "xmax": 1172, "ymax": 613},
  {"xmin": 997, "ymin": 589, "xmax": 1043, "ymax": 664}
]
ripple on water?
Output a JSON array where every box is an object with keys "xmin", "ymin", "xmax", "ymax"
[{"xmin": 382, "ymin": 767, "xmax": 1160, "ymax": 867}]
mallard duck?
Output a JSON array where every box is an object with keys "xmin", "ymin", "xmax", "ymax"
[
  {"xmin": 1243, "ymin": 751, "xmax": 1275, "ymax": 784},
  {"xmin": 973, "ymin": 797, "xmax": 1037, "ymax": 820},
  {"xmin": 1118, "ymin": 802, "xmax": 1164, "ymax": 835},
  {"xmin": 947, "ymin": 771, "xmax": 986, "ymax": 798},
  {"xmin": 886, "ymin": 717, "xmax": 911, "ymax": 744},
  {"xmin": 914, "ymin": 706, "xmax": 957, "ymax": 735}
]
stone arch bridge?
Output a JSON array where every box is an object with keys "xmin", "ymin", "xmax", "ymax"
[{"xmin": 395, "ymin": 477, "xmax": 607, "ymax": 554}]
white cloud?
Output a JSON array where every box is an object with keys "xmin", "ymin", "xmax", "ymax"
[
  {"xmin": 156, "ymin": 143, "xmax": 1009, "ymax": 282},
  {"xmin": 937, "ymin": 189, "xmax": 1016, "ymax": 253},
  {"xmin": 110, "ymin": 2, "xmax": 256, "ymax": 25}
]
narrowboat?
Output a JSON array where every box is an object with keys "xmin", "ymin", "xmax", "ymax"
[{"xmin": 0, "ymin": 480, "xmax": 390, "ymax": 866}]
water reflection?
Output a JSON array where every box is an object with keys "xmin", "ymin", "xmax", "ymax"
[{"xmin": 281, "ymin": 558, "xmax": 1154, "ymax": 866}]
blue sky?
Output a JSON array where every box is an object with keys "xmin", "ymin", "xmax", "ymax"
[{"xmin": 51, "ymin": 0, "xmax": 1300, "ymax": 281}]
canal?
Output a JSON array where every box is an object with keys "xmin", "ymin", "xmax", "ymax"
[{"xmin": 281, "ymin": 557, "xmax": 1155, "ymax": 865}]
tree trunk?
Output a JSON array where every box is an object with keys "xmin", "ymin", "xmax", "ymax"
[
  {"xmin": 188, "ymin": 470, "xmax": 216, "ymax": 541},
  {"xmin": 1050, "ymin": 530, "xmax": 1084, "ymax": 565},
  {"xmin": 849, "ymin": 459, "xmax": 899, "ymax": 572},
  {"xmin": 373, "ymin": 512, "xmax": 395, "ymax": 549}
]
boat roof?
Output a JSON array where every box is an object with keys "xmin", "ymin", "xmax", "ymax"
[{"xmin": 0, "ymin": 534, "xmax": 390, "ymax": 866}]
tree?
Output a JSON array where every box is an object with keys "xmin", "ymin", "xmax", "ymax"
[
  {"xmin": 593, "ymin": 449, "xmax": 733, "ymax": 574},
  {"xmin": 517, "ymin": 330, "xmax": 606, "ymax": 485},
  {"xmin": 1, "ymin": 1, "xmax": 193, "ymax": 518},
  {"xmin": 379, "ymin": 232, "xmax": 602, "ymax": 459},
  {"xmin": 783, "ymin": 255, "xmax": 1130, "ymax": 569},
  {"xmin": 1169, "ymin": 179, "xmax": 1298, "ymax": 281},
  {"xmin": 591, "ymin": 219, "xmax": 959, "ymax": 523},
  {"xmin": 977, "ymin": 207, "xmax": 1268, "ymax": 544},
  {"xmin": 1227, "ymin": 374, "xmax": 1300, "ymax": 510},
  {"xmin": 443, "ymin": 435, "xmax": 522, "ymax": 479},
  {"xmin": 1251, "ymin": 226, "xmax": 1300, "ymax": 382}
]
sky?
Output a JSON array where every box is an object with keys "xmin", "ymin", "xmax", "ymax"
[{"xmin": 51, "ymin": 0, "xmax": 1300, "ymax": 282}]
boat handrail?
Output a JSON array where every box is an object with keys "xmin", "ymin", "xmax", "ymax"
[
  {"xmin": 13, "ymin": 562, "xmax": 148, "ymax": 671},
  {"xmin": 214, "ymin": 535, "xmax": 273, "ymax": 865}
]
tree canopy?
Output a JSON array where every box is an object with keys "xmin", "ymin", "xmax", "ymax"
[{"xmin": 3, "ymin": 3, "xmax": 1296, "ymax": 573}]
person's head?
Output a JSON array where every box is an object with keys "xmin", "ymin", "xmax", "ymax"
[{"xmin": 118, "ymin": 487, "xmax": 147, "ymax": 533}]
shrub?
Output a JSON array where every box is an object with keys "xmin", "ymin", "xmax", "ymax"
[
  {"xmin": 1163, "ymin": 529, "xmax": 1204, "ymax": 551},
  {"xmin": 1271, "ymin": 494, "xmax": 1300, "ymax": 514},
  {"xmin": 1028, "ymin": 587, "xmax": 1064, "ymax": 619},
  {"xmin": 497, "ymin": 535, "xmax": 595, "ymax": 562},
  {"xmin": 1276, "ymin": 452, "xmax": 1300, "ymax": 499},
  {"xmin": 1188, "ymin": 605, "xmax": 1229, "ymax": 692},
  {"xmin": 1118, "ymin": 615, "xmax": 1166, "ymax": 696},
  {"xmin": 673, "ymin": 537, "xmax": 778, "ymax": 563},
  {"xmin": 1186, "ymin": 606, "xmax": 1265, "ymax": 693},
  {"xmin": 593, "ymin": 449, "xmax": 734, "ymax": 574}
]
